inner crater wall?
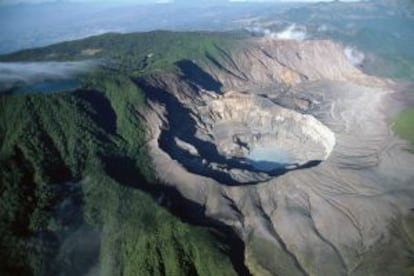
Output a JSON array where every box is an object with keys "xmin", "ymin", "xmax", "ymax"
[{"xmin": 197, "ymin": 91, "xmax": 336, "ymax": 171}]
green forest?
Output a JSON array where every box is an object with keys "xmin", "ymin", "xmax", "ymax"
[{"xmin": 0, "ymin": 32, "xmax": 245, "ymax": 275}]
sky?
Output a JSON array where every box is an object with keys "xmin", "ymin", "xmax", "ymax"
[
  {"xmin": 0, "ymin": 0, "xmax": 363, "ymax": 53},
  {"xmin": 0, "ymin": 0, "xmax": 361, "ymax": 5}
]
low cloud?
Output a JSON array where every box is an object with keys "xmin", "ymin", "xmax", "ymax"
[{"xmin": 0, "ymin": 61, "xmax": 95, "ymax": 90}]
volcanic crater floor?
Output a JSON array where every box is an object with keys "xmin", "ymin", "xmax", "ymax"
[{"xmin": 198, "ymin": 91, "xmax": 336, "ymax": 174}]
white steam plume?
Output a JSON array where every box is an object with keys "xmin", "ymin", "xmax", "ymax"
[
  {"xmin": 246, "ymin": 24, "xmax": 308, "ymax": 41},
  {"xmin": 274, "ymin": 24, "xmax": 307, "ymax": 41},
  {"xmin": 344, "ymin": 46, "xmax": 365, "ymax": 66}
]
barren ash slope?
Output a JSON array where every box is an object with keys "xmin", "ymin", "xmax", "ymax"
[
  {"xmin": 1, "ymin": 30, "xmax": 414, "ymax": 275},
  {"xmin": 140, "ymin": 36, "xmax": 414, "ymax": 275}
]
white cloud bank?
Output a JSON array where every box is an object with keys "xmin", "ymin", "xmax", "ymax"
[{"xmin": 0, "ymin": 61, "xmax": 95, "ymax": 90}]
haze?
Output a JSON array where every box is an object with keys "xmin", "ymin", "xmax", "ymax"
[{"xmin": 0, "ymin": 0, "xmax": 361, "ymax": 54}]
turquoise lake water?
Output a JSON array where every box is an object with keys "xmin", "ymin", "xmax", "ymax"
[{"xmin": 247, "ymin": 146, "xmax": 295, "ymax": 171}]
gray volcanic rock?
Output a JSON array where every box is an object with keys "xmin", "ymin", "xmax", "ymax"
[
  {"xmin": 197, "ymin": 91, "xmax": 335, "ymax": 170},
  {"xmin": 202, "ymin": 38, "xmax": 373, "ymax": 91},
  {"xmin": 140, "ymin": 38, "xmax": 414, "ymax": 275}
]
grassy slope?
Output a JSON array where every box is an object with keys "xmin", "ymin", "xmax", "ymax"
[
  {"xmin": 393, "ymin": 108, "xmax": 414, "ymax": 151},
  {"xmin": 0, "ymin": 31, "xmax": 244, "ymax": 275}
]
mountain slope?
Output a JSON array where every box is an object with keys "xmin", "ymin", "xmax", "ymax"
[{"xmin": 0, "ymin": 68, "xmax": 241, "ymax": 275}]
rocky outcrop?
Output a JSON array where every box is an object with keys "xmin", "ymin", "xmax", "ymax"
[
  {"xmin": 202, "ymin": 38, "xmax": 377, "ymax": 91},
  {"xmin": 139, "ymin": 38, "xmax": 414, "ymax": 275}
]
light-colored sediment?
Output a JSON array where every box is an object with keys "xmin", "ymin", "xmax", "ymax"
[
  {"xmin": 142, "ymin": 38, "xmax": 414, "ymax": 275},
  {"xmin": 198, "ymin": 91, "xmax": 335, "ymax": 167}
]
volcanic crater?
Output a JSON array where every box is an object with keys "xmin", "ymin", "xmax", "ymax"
[{"xmin": 196, "ymin": 91, "xmax": 336, "ymax": 173}]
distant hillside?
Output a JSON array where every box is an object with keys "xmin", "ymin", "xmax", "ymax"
[{"xmin": 0, "ymin": 31, "xmax": 246, "ymax": 75}]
